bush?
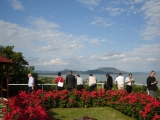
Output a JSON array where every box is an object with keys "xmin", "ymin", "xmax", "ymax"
[{"xmin": 3, "ymin": 89, "xmax": 160, "ymax": 120}]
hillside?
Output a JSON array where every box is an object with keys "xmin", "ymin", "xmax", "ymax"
[{"xmin": 36, "ymin": 67, "xmax": 128, "ymax": 75}]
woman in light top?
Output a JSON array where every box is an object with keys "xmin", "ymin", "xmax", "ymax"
[
  {"xmin": 88, "ymin": 74, "xmax": 97, "ymax": 92},
  {"xmin": 125, "ymin": 73, "xmax": 134, "ymax": 93}
]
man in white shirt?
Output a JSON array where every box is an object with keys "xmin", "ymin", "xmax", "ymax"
[
  {"xmin": 115, "ymin": 72, "xmax": 124, "ymax": 90},
  {"xmin": 28, "ymin": 73, "xmax": 35, "ymax": 94},
  {"xmin": 88, "ymin": 74, "xmax": 97, "ymax": 92},
  {"xmin": 76, "ymin": 75, "xmax": 84, "ymax": 91},
  {"xmin": 125, "ymin": 73, "xmax": 134, "ymax": 93}
]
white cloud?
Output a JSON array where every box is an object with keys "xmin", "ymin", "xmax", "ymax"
[
  {"xmin": 29, "ymin": 17, "xmax": 59, "ymax": 29},
  {"xmin": 90, "ymin": 16, "xmax": 115, "ymax": 27},
  {"xmin": 0, "ymin": 17, "xmax": 159, "ymax": 71},
  {"xmin": 8, "ymin": 0, "xmax": 24, "ymax": 10},
  {"xmin": 32, "ymin": 58, "xmax": 68, "ymax": 66},
  {"xmin": 36, "ymin": 46, "xmax": 59, "ymax": 51},
  {"xmin": 146, "ymin": 58, "xmax": 156, "ymax": 62},
  {"xmin": 77, "ymin": 0, "xmax": 101, "ymax": 6},
  {"xmin": 90, "ymin": 52, "xmax": 126, "ymax": 60},
  {"xmin": 122, "ymin": 57, "xmax": 142, "ymax": 62},
  {"xmin": 140, "ymin": 0, "xmax": 160, "ymax": 40},
  {"xmin": 0, "ymin": 19, "xmax": 83, "ymax": 56},
  {"xmin": 128, "ymin": 44, "xmax": 160, "ymax": 56},
  {"xmin": 88, "ymin": 37, "xmax": 114, "ymax": 45},
  {"xmin": 106, "ymin": 7, "xmax": 124, "ymax": 16},
  {"xmin": 134, "ymin": 0, "xmax": 145, "ymax": 4}
]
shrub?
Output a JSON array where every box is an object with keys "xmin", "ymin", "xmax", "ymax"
[{"xmin": 3, "ymin": 89, "xmax": 160, "ymax": 120}]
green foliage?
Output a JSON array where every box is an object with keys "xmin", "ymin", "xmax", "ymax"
[
  {"xmin": 36, "ymin": 77, "xmax": 57, "ymax": 91},
  {"xmin": 0, "ymin": 45, "xmax": 38, "ymax": 96},
  {"xmin": 132, "ymin": 84, "xmax": 147, "ymax": 94}
]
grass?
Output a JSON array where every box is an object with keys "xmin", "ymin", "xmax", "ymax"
[{"xmin": 47, "ymin": 107, "xmax": 135, "ymax": 120}]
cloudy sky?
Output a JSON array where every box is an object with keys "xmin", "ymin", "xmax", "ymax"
[{"xmin": 0, "ymin": 0, "xmax": 160, "ymax": 72}]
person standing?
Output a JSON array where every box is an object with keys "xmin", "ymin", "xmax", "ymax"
[
  {"xmin": 88, "ymin": 74, "xmax": 97, "ymax": 92},
  {"xmin": 146, "ymin": 71, "xmax": 158, "ymax": 99},
  {"xmin": 115, "ymin": 72, "xmax": 124, "ymax": 90},
  {"xmin": 55, "ymin": 72, "xmax": 64, "ymax": 91},
  {"xmin": 76, "ymin": 75, "xmax": 84, "ymax": 91},
  {"xmin": 28, "ymin": 73, "xmax": 35, "ymax": 94},
  {"xmin": 125, "ymin": 73, "xmax": 134, "ymax": 93},
  {"xmin": 104, "ymin": 74, "xmax": 113, "ymax": 91},
  {"xmin": 66, "ymin": 70, "xmax": 76, "ymax": 91}
]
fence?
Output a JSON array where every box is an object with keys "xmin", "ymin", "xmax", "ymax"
[{"xmin": 8, "ymin": 82, "xmax": 148, "ymax": 90}]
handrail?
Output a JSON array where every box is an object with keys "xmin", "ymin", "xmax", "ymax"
[{"xmin": 8, "ymin": 82, "xmax": 149, "ymax": 90}]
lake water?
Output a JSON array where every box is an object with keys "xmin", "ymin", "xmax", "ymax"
[{"xmin": 39, "ymin": 73, "xmax": 160, "ymax": 86}]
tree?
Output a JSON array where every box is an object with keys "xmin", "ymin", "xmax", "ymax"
[{"xmin": 0, "ymin": 45, "xmax": 38, "ymax": 96}]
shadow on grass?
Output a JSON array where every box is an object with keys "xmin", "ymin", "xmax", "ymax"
[{"xmin": 47, "ymin": 109, "xmax": 66, "ymax": 120}]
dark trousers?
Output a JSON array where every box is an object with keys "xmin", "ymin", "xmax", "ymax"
[
  {"xmin": 104, "ymin": 83, "xmax": 112, "ymax": 91},
  {"xmin": 28, "ymin": 87, "xmax": 34, "ymax": 94},
  {"xmin": 67, "ymin": 88, "xmax": 73, "ymax": 91},
  {"xmin": 126, "ymin": 85, "xmax": 132, "ymax": 93},
  {"xmin": 57, "ymin": 87, "xmax": 64, "ymax": 91},
  {"xmin": 89, "ymin": 84, "xmax": 97, "ymax": 92},
  {"xmin": 77, "ymin": 85, "xmax": 84, "ymax": 91},
  {"xmin": 149, "ymin": 90, "xmax": 157, "ymax": 99}
]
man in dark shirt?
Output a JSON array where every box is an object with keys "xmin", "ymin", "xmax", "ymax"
[
  {"xmin": 104, "ymin": 74, "xmax": 113, "ymax": 91},
  {"xmin": 66, "ymin": 70, "xmax": 76, "ymax": 91},
  {"xmin": 146, "ymin": 71, "xmax": 158, "ymax": 99}
]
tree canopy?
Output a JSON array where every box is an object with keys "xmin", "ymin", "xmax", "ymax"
[{"xmin": 0, "ymin": 45, "xmax": 38, "ymax": 96}]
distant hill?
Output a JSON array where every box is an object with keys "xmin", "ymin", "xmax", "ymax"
[{"xmin": 35, "ymin": 67, "xmax": 128, "ymax": 75}]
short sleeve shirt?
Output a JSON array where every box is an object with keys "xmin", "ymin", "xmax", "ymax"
[{"xmin": 28, "ymin": 76, "xmax": 34, "ymax": 87}]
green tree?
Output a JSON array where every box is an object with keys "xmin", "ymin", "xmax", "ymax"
[{"xmin": 0, "ymin": 45, "xmax": 38, "ymax": 96}]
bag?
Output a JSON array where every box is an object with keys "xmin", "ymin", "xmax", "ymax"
[
  {"xmin": 58, "ymin": 81, "xmax": 63, "ymax": 87},
  {"xmin": 58, "ymin": 77, "xmax": 63, "ymax": 87}
]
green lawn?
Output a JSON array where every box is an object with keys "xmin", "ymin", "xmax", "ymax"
[{"xmin": 48, "ymin": 107, "xmax": 135, "ymax": 120}]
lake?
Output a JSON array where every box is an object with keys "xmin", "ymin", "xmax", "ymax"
[{"xmin": 39, "ymin": 73, "xmax": 160, "ymax": 86}]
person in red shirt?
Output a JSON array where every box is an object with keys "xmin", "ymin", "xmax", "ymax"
[{"xmin": 55, "ymin": 72, "xmax": 64, "ymax": 91}]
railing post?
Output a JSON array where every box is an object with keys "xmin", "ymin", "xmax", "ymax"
[
  {"xmin": 102, "ymin": 83, "xmax": 104, "ymax": 89},
  {"xmin": 42, "ymin": 84, "xmax": 43, "ymax": 90}
]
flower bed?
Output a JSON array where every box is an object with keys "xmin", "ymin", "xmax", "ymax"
[{"xmin": 2, "ymin": 89, "xmax": 160, "ymax": 120}]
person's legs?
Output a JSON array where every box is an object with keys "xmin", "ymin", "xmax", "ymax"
[
  {"xmin": 118, "ymin": 84, "xmax": 124, "ymax": 90},
  {"xmin": 60, "ymin": 87, "xmax": 64, "ymax": 91},
  {"xmin": 67, "ymin": 88, "xmax": 72, "ymax": 91},
  {"xmin": 149, "ymin": 90, "xmax": 156, "ymax": 99},
  {"xmin": 58, "ymin": 87, "xmax": 64, "ymax": 91},
  {"xmin": 28, "ymin": 87, "xmax": 32, "ymax": 94},
  {"xmin": 89, "ymin": 86, "xmax": 93, "ymax": 92},
  {"xmin": 77, "ymin": 85, "xmax": 81, "ymax": 91},
  {"xmin": 126, "ymin": 85, "xmax": 132, "ymax": 93},
  {"xmin": 81, "ymin": 85, "xmax": 84, "ymax": 90},
  {"xmin": 79, "ymin": 85, "xmax": 84, "ymax": 91},
  {"xmin": 104, "ymin": 83, "xmax": 109, "ymax": 91},
  {"xmin": 93, "ymin": 84, "xmax": 97, "ymax": 91}
]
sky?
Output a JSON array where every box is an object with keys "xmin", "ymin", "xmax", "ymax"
[{"xmin": 0, "ymin": 0, "xmax": 160, "ymax": 72}]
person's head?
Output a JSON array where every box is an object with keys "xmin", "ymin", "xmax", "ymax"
[
  {"xmin": 69, "ymin": 70, "xmax": 73, "ymax": 74},
  {"xmin": 28, "ymin": 73, "xmax": 32, "ymax": 78},
  {"xmin": 76, "ymin": 75, "xmax": 80, "ymax": 78},
  {"xmin": 150, "ymin": 70, "xmax": 156, "ymax": 77},
  {"xmin": 57, "ymin": 72, "xmax": 61, "ymax": 76},
  {"xmin": 119, "ymin": 72, "xmax": 122, "ymax": 76},
  {"xmin": 89, "ymin": 74, "xmax": 93, "ymax": 76},
  {"xmin": 106, "ymin": 74, "xmax": 110, "ymax": 78},
  {"xmin": 129, "ymin": 73, "xmax": 132, "ymax": 78}
]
